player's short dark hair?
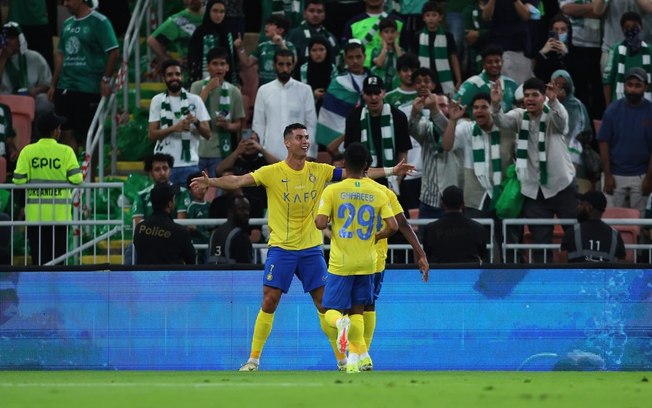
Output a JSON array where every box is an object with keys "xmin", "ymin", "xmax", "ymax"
[
  {"xmin": 343, "ymin": 142, "xmax": 369, "ymax": 173},
  {"xmin": 471, "ymin": 92, "xmax": 491, "ymax": 106},
  {"xmin": 206, "ymin": 46, "xmax": 230, "ymax": 65},
  {"xmin": 150, "ymin": 182, "xmax": 177, "ymax": 212},
  {"xmin": 396, "ymin": 52, "xmax": 420, "ymax": 71},
  {"xmin": 283, "ymin": 123, "xmax": 307, "ymax": 139},
  {"xmin": 144, "ymin": 153, "xmax": 174, "ymax": 172},
  {"xmin": 422, "ymin": 1, "xmax": 444, "ymax": 16},
  {"xmin": 523, "ymin": 77, "xmax": 546, "ymax": 94},
  {"xmin": 265, "ymin": 14, "xmax": 290, "ymax": 34},
  {"xmin": 159, "ymin": 59, "xmax": 182, "ymax": 76},
  {"xmin": 411, "ymin": 67, "xmax": 436, "ymax": 84}
]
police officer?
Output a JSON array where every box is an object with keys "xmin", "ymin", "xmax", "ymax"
[
  {"xmin": 13, "ymin": 112, "xmax": 83, "ymax": 265},
  {"xmin": 132, "ymin": 182, "xmax": 196, "ymax": 265}
]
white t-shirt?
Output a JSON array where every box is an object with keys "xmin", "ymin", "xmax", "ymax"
[{"xmin": 149, "ymin": 91, "xmax": 210, "ymax": 167}]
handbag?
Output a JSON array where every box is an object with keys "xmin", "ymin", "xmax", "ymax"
[{"xmin": 495, "ymin": 164, "xmax": 525, "ymax": 220}]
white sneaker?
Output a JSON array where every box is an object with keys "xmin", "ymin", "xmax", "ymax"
[
  {"xmin": 337, "ymin": 360, "xmax": 347, "ymax": 372},
  {"xmin": 336, "ymin": 317, "xmax": 351, "ymax": 353},
  {"xmin": 238, "ymin": 361, "xmax": 259, "ymax": 371}
]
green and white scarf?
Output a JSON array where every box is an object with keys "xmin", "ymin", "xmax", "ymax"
[
  {"xmin": 204, "ymin": 78, "xmax": 233, "ymax": 155},
  {"xmin": 517, "ymin": 106, "xmax": 549, "ymax": 186},
  {"xmin": 615, "ymin": 42, "xmax": 652, "ymax": 100},
  {"xmin": 363, "ymin": 12, "xmax": 389, "ymax": 45},
  {"xmin": 360, "ymin": 103, "xmax": 395, "ymax": 167},
  {"xmin": 417, "ymin": 27, "xmax": 454, "ymax": 95},
  {"xmin": 160, "ymin": 89, "xmax": 192, "ymax": 162},
  {"xmin": 472, "ymin": 123, "xmax": 502, "ymax": 199},
  {"xmin": 201, "ymin": 33, "xmax": 218, "ymax": 80}
]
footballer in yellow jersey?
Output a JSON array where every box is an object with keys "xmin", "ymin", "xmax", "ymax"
[
  {"xmin": 191, "ymin": 125, "xmax": 414, "ymax": 372},
  {"xmin": 316, "ymin": 143, "xmax": 398, "ymax": 373}
]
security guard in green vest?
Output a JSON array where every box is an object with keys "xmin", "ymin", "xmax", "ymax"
[{"xmin": 13, "ymin": 112, "xmax": 83, "ymax": 265}]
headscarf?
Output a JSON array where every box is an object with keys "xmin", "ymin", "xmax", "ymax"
[
  {"xmin": 304, "ymin": 36, "xmax": 334, "ymax": 91},
  {"xmin": 550, "ymin": 69, "xmax": 591, "ymax": 139},
  {"xmin": 2, "ymin": 22, "xmax": 27, "ymax": 54}
]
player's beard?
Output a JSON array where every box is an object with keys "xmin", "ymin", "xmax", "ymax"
[{"xmin": 277, "ymin": 72, "xmax": 291, "ymax": 83}]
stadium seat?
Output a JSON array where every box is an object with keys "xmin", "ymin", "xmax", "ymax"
[
  {"xmin": 603, "ymin": 207, "xmax": 641, "ymax": 262},
  {"xmin": 0, "ymin": 94, "xmax": 35, "ymax": 151},
  {"xmin": 0, "ymin": 156, "xmax": 5, "ymax": 183},
  {"xmin": 523, "ymin": 220, "xmax": 567, "ymax": 263}
]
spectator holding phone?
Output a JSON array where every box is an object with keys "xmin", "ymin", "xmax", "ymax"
[
  {"xmin": 190, "ymin": 46, "xmax": 245, "ymax": 177},
  {"xmin": 534, "ymin": 14, "xmax": 572, "ymax": 83}
]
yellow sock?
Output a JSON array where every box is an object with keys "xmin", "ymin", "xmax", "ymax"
[
  {"xmin": 324, "ymin": 309, "xmax": 343, "ymax": 328},
  {"xmin": 363, "ymin": 311, "xmax": 376, "ymax": 350},
  {"xmin": 349, "ymin": 314, "xmax": 367, "ymax": 355},
  {"xmin": 319, "ymin": 311, "xmax": 346, "ymax": 361},
  {"xmin": 250, "ymin": 309, "xmax": 275, "ymax": 359}
]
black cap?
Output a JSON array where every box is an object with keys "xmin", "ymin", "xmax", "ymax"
[
  {"xmin": 150, "ymin": 182, "xmax": 178, "ymax": 211},
  {"xmin": 37, "ymin": 112, "xmax": 67, "ymax": 136},
  {"xmin": 441, "ymin": 185, "xmax": 464, "ymax": 209},
  {"xmin": 363, "ymin": 75, "xmax": 384, "ymax": 94},
  {"xmin": 625, "ymin": 67, "xmax": 648, "ymax": 84},
  {"xmin": 1, "ymin": 22, "xmax": 20, "ymax": 37},
  {"xmin": 576, "ymin": 191, "xmax": 607, "ymax": 211}
]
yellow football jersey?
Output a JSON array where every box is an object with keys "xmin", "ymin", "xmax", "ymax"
[
  {"xmin": 317, "ymin": 178, "xmax": 394, "ymax": 276},
  {"xmin": 374, "ymin": 183, "xmax": 404, "ymax": 272},
  {"xmin": 252, "ymin": 160, "xmax": 335, "ymax": 250}
]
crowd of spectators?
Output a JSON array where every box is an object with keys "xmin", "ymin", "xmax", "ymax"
[{"xmin": 4, "ymin": 0, "xmax": 652, "ymax": 265}]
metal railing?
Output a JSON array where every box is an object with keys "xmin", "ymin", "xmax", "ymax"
[
  {"xmin": 0, "ymin": 182, "xmax": 125, "ymax": 266},
  {"xmin": 502, "ymin": 218, "xmax": 652, "ymax": 263},
  {"xmin": 84, "ymin": 0, "xmax": 161, "ymax": 181}
]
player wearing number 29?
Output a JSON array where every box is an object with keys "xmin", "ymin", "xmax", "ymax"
[
  {"xmin": 191, "ymin": 123, "xmax": 413, "ymax": 371},
  {"xmin": 316, "ymin": 142, "xmax": 398, "ymax": 373}
]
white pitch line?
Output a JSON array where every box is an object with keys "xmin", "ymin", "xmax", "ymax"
[{"xmin": 0, "ymin": 382, "xmax": 324, "ymax": 388}]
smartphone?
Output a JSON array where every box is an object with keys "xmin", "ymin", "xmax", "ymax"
[
  {"xmin": 548, "ymin": 31, "xmax": 559, "ymax": 40},
  {"xmin": 216, "ymin": 110, "xmax": 229, "ymax": 118},
  {"xmin": 241, "ymin": 129, "xmax": 253, "ymax": 140}
]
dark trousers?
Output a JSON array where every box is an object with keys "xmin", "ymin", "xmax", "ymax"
[
  {"xmin": 523, "ymin": 183, "xmax": 577, "ymax": 263},
  {"xmin": 27, "ymin": 225, "xmax": 67, "ymax": 265}
]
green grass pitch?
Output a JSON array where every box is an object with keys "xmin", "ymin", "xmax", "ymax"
[{"xmin": 2, "ymin": 371, "xmax": 651, "ymax": 408}]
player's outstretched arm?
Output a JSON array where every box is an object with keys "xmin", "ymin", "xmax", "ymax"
[
  {"xmin": 190, "ymin": 171, "xmax": 256, "ymax": 190},
  {"xmin": 359, "ymin": 159, "xmax": 416, "ymax": 180},
  {"xmin": 396, "ymin": 212, "xmax": 429, "ymax": 282}
]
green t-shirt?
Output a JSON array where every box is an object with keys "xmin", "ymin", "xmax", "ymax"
[
  {"xmin": 454, "ymin": 71, "xmax": 518, "ymax": 116},
  {"xmin": 9, "ymin": 0, "xmax": 48, "ymax": 25},
  {"xmin": 384, "ymin": 88, "xmax": 417, "ymax": 110},
  {"xmin": 151, "ymin": 9, "xmax": 203, "ymax": 59},
  {"xmin": 187, "ymin": 200, "xmax": 211, "ymax": 245},
  {"xmin": 603, "ymin": 42, "xmax": 652, "ymax": 102},
  {"xmin": 370, "ymin": 47, "xmax": 401, "ymax": 92},
  {"xmin": 132, "ymin": 183, "xmax": 190, "ymax": 220},
  {"xmin": 57, "ymin": 10, "xmax": 119, "ymax": 94},
  {"xmin": 251, "ymin": 40, "xmax": 298, "ymax": 86},
  {"xmin": 189, "ymin": 80, "xmax": 246, "ymax": 159}
]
